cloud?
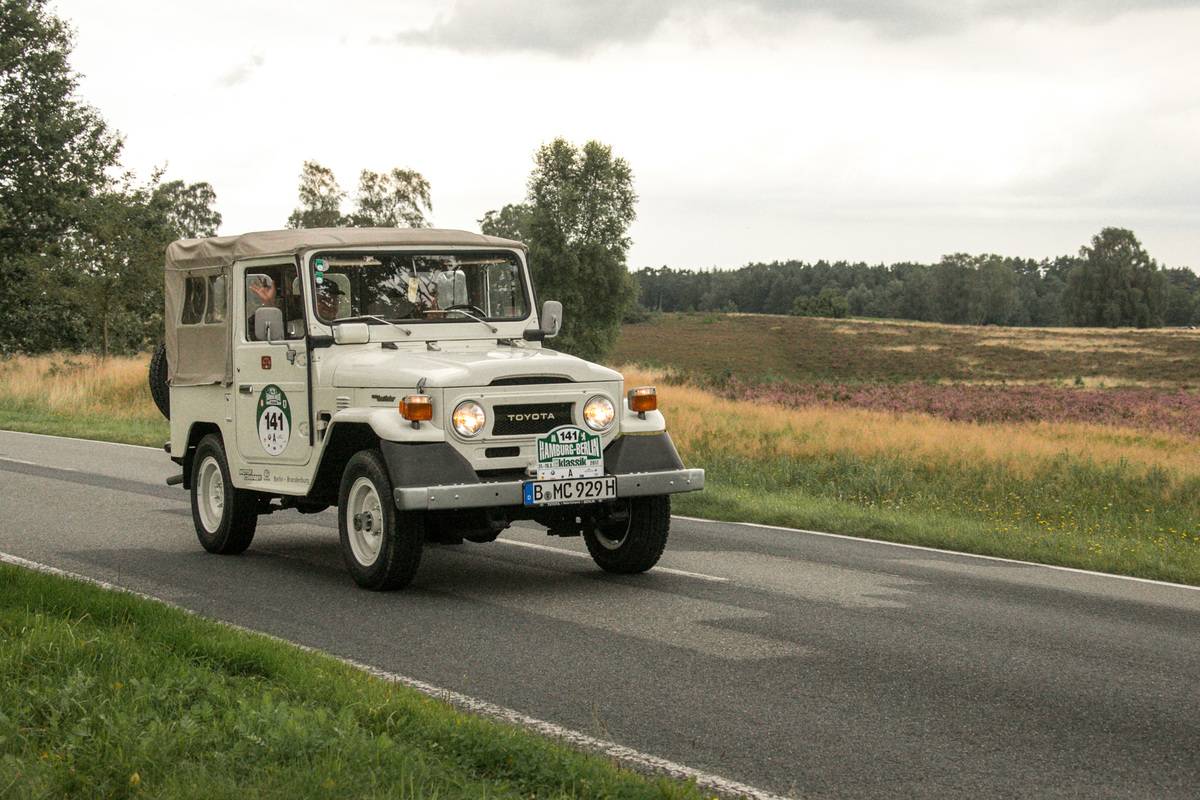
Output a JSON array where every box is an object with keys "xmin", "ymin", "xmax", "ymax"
[
  {"xmin": 393, "ymin": 0, "xmax": 1200, "ymax": 54},
  {"xmin": 216, "ymin": 54, "xmax": 265, "ymax": 88},
  {"xmin": 393, "ymin": 1, "xmax": 672, "ymax": 56}
]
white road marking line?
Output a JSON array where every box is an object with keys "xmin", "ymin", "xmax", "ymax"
[
  {"xmin": 0, "ymin": 551, "xmax": 788, "ymax": 800},
  {"xmin": 0, "ymin": 428, "xmax": 160, "ymax": 451},
  {"xmin": 673, "ymin": 515, "xmax": 1200, "ymax": 593},
  {"xmin": 0, "ymin": 455, "xmax": 76, "ymax": 471},
  {"xmin": 497, "ymin": 538, "xmax": 729, "ymax": 582}
]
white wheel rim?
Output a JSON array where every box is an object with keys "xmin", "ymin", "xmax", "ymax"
[
  {"xmin": 196, "ymin": 455, "xmax": 225, "ymax": 533},
  {"xmin": 347, "ymin": 476, "xmax": 385, "ymax": 566},
  {"xmin": 595, "ymin": 517, "xmax": 630, "ymax": 550}
]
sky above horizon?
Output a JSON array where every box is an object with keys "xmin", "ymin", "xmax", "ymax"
[{"xmin": 53, "ymin": 0, "xmax": 1200, "ymax": 270}]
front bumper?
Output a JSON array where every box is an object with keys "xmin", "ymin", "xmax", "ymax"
[{"xmin": 392, "ymin": 468, "xmax": 705, "ymax": 511}]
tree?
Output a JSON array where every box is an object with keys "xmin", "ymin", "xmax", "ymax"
[
  {"xmin": 479, "ymin": 202, "xmax": 533, "ymax": 242},
  {"xmin": 967, "ymin": 257, "xmax": 1019, "ymax": 325},
  {"xmin": 351, "ymin": 168, "xmax": 431, "ymax": 227},
  {"xmin": 0, "ymin": 0, "xmax": 122, "ymax": 350},
  {"xmin": 56, "ymin": 172, "xmax": 220, "ymax": 357},
  {"xmin": 287, "ymin": 161, "xmax": 431, "ymax": 229},
  {"xmin": 151, "ymin": 178, "xmax": 221, "ymax": 239},
  {"xmin": 286, "ymin": 161, "xmax": 346, "ymax": 229},
  {"xmin": 1064, "ymin": 228, "xmax": 1165, "ymax": 327},
  {"xmin": 1163, "ymin": 268, "xmax": 1200, "ymax": 326},
  {"xmin": 791, "ymin": 287, "xmax": 848, "ymax": 318},
  {"xmin": 483, "ymin": 139, "xmax": 637, "ymax": 361}
]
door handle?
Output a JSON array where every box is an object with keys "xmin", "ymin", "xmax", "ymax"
[{"xmin": 239, "ymin": 385, "xmax": 252, "ymax": 394}]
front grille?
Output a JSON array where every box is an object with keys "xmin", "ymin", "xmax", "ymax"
[
  {"xmin": 489, "ymin": 376, "xmax": 573, "ymax": 386},
  {"xmin": 491, "ymin": 402, "xmax": 573, "ymax": 435}
]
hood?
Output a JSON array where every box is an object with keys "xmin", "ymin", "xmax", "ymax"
[{"xmin": 329, "ymin": 344, "xmax": 621, "ymax": 388}]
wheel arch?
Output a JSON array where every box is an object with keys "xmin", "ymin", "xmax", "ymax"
[
  {"xmin": 181, "ymin": 421, "xmax": 223, "ymax": 489},
  {"xmin": 308, "ymin": 422, "xmax": 381, "ymax": 505}
]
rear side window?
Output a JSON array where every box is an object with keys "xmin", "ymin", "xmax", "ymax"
[
  {"xmin": 205, "ymin": 276, "xmax": 226, "ymax": 323},
  {"xmin": 181, "ymin": 277, "xmax": 207, "ymax": 324}
]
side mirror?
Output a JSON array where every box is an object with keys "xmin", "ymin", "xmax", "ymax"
[
  {"xmin": 254, "ymin": 306, "xmax": 284, "ymax": 343},
  {"xmin": 333, "ymin": 321, "xmax": 370, "ymax": 344},
  {"xmin": 539, "ymin": 300, "xmax": 562, "ymax": 337},
  {"xmin": 523, "ymin": 300, "xmax": 563, "ymax": 341}
]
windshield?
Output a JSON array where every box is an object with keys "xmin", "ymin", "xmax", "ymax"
[{"xmin": 310, "ymin": 250, "xmax": 529, "ymax": 325}]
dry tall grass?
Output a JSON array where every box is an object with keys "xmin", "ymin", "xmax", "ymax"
[
  {"xmin": 0, "ymin": 353, "xmax": 159, "ymax": 421},
  {"xmin": 621, "ymin": 367, "xmax": 1200, "ymax": 482}
]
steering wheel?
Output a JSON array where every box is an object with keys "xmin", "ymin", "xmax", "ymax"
[{"xmin": 444, "ymin": 303, "xmax": 488, "ymax": 318}]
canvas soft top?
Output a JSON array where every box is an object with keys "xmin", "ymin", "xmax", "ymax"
[
  {"xmin": 165, "ymin": 227, "xmax": 526, "ymax": 272},
  {"xmin": 164, "ymin": 228, "xmax": 526, "ymax": 387}
]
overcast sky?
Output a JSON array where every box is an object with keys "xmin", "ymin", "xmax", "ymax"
[{"xmin": 53, "ymin": 0, "xmax": 1200, "ymax": 269}]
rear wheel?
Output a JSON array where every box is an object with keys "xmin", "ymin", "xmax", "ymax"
[
  {"xmin": 191, "ymin": 434, "xmax": 258, "ymax": 554},
  {"xmin": 338, "ymin": 450, "xmax": 424, "ymax": 590},
  {"xmin": 583, "ymin": 495, "xmax": 671, "ymax": 574}
]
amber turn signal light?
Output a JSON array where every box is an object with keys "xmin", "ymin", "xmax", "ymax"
[
  {"xmin": 400, "ymin": 395, "xmax": 433, "ymax": 422},
  {"xmin": 628, "ymin": 386, "xmax": 657, "ymax": 414}
]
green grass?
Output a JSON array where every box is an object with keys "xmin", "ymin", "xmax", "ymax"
[
  {"xmin": 0, "ymin": 406, "xmax": 167, "ymax": 448},
  {"xmin": 676, "ymin": 451, "xmax": 1200, "ymax": 585},
  {"xmin": 0, "ymin": 564, "xmax": 706, "ymax": 799}
]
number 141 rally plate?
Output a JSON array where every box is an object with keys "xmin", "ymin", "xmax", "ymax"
[{"xmin": 522, "ymin": 425, "xmax": 614, "ymax": 506}]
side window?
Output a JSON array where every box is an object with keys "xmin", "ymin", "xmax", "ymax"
[
  {"xmin": 205, "ymin": 275, "xmax": 226, "ymax": 323},
  {"xmin": 181, "ymin": 277, "xmax": 206, "ymax": 324},
  {"xmin": 245, "ymin": 264, "xmax": 303, "ymax": 341}
]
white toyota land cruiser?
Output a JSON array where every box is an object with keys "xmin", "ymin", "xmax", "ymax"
[{"xmin": 151, "ymin": 228, "xmax": 704, "ymax": 589}]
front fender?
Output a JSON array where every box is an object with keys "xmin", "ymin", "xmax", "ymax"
[{"xmin": 329, "ymin": 407, "xmax": 445, "ymax": 443}]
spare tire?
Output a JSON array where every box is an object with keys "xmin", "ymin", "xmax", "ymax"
[{"xmin": 148, "ymin": 342, "xmax": 170, "ymax": 419}]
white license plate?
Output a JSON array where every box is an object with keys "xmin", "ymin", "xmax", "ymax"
[{"xmin": 522, "ymin": 476, "xmax": 617, "ymax": 507}]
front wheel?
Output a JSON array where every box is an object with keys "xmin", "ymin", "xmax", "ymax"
[
  {"xmin": 191, "ymin": 434, "xmax": 258, "ymax": 554},
  {"xmin": 338, "ymin": 450, "xmax": 424, "ymax": 590},
  {"xmin": 583, "ymin": 495, "xmax": 671, "ymax": 574}
]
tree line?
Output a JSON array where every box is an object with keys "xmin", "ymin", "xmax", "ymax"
[{"xmin": 633, "ymin": 227, "xmax": 1198, "ymax": 328}]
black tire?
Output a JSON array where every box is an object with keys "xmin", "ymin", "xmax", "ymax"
[
  {"xmin": 583, "ymin": 495, "xmax": 671, "ymax": 574},
  {"xmin": 338, "ymin": 450, "xmax": 424, "ymax": 590},
  {"xmin": 190, "ymin": 434, "xmax": 258, "ymax": 554},
  {"xmin": 148, "ymin": 342, "xmax": 170, "ymax": 419}
]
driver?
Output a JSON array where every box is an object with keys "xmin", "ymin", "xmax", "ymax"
[{"xmin": 316, "ymin": 279, "xmax": 345, "ymax": 320}]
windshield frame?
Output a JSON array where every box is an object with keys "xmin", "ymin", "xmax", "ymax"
[{"xmin": 304, "ymin": 246, "xmax": 534, "ymax": 331}]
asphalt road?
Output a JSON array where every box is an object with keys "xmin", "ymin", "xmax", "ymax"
[{"xmin": 2, "ymin": 430, "xmax": 1198, "ymax": 799}]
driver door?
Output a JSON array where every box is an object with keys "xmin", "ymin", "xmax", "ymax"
[{"xmin": 234, "ymin": 261, "xmax": 313, "ymax": 467}]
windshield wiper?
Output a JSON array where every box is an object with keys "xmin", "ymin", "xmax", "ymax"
[
  {"xmin": 331, "ymin": 315, "xmax": 412, "ymax": 336},
  {"xmin": 445, "ymin": 309, "xmax": 498, "ymax": 334}
]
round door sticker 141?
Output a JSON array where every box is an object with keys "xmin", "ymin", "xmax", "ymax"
[{"xmin": 256, "ymin": 384, "xmax": 291, "ymax": 455}]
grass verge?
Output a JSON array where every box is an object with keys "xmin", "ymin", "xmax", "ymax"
[
  {"xmin": 0, "ymin": 405, "xmax": 166, "ymax": 448},
  {"xmin": 0, "ymin": 563, "xmax": 704, "ymax": 799}
]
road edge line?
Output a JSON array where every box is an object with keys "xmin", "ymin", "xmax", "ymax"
[
  {"xmin": 0, "ymin": 428, "xmax": 161, "ymax": 451},
  {"xmin": 0, "ymin": 551, "xmax": 792, "ymax": 800},
  {"xmin": 673, "ymin": 514, "xmax": 1200, "ymax": 592}
]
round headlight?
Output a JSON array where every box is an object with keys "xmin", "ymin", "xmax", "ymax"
[
  {"xmin": 583, "ymin": 395, "xmax": 615, "ymax": 431},
  {"xmin": 452, "ymin": 400, "xmax": 487, "ymax": 437}
]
